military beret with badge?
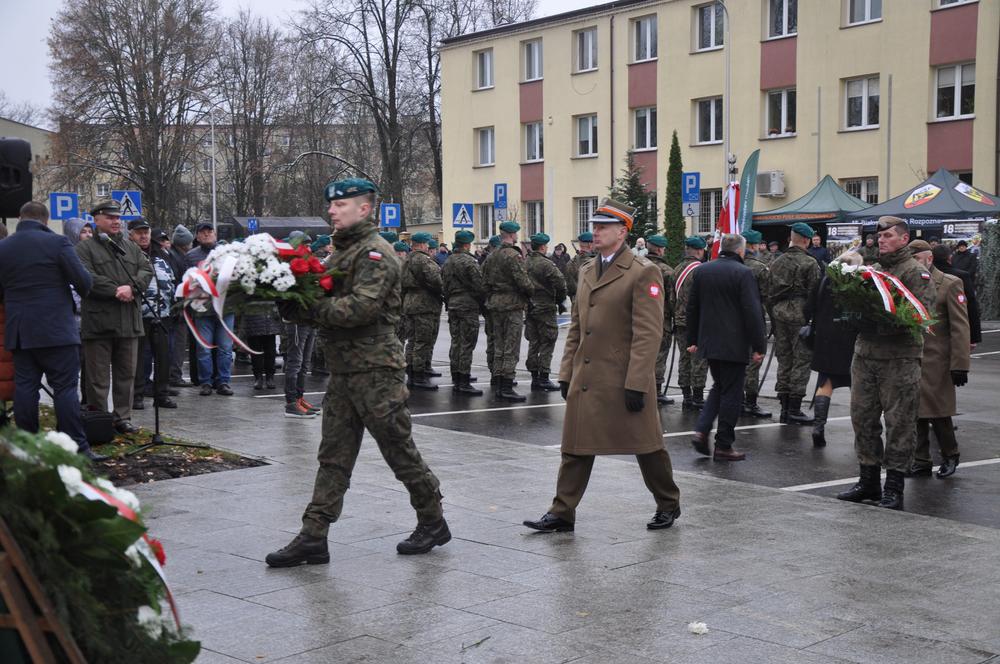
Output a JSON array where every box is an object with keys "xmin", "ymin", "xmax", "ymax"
[
  {"xmin": 454, "ymin": 230, "xmax": 475, "ymax": 244},
  {"xmin": 324, "ymin": 177, "xmax": 379, "ymax": 201}
]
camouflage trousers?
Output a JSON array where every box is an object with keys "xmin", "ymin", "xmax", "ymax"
[
  {"xmin": 483, "ymin": 311, "xmax": 494, "ymax": 374},
  {"xmin": 488, "ymin": 309, "xmax": 524, "ymax": 380},
  {"xmin": 396, "ymin": 314, "xmax": 410, "ymax": 344},
  {"xmin": 744, "ymin": 349, "xmax": 762, "ymax": 398},
  {"xmin": 850, "ymin": 354, "xmax": 921, "ymax": 473},
  {"xmin": 674, "ymin": 327, "xmax": 707, "ymax": 390},
  {"xmin": 524, "ymin": 307, "xmax": 558, "ymax": 374},
  {"xmin": 404, "ymin": 312, "xmax": 440, "ymax": 372},
  {"xmin": 654, "ymin": 327, "xmax": 674, "ymax": 385},
  {"xmin": 448, "ymin": 310, "xmax": 480, "ymax": 375},
  {"xmin": 301, "ymin": 368, "xmax": 443, "ymax": 538},
  {"xmin": 773, "ymin": 320, "xmax": 812, "ymax": 399}
]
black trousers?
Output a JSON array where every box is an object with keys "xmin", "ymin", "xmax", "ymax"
[
  {"xmin": 249, "ymin": 334, "xmax": 277, "ymax": 377},
  {"xmin": 135, "ymin": 318, "xmax": 171, "ymax": 399},
  {"xmin": 13, "ymin": 345, "xmax": 88, "ymax": 449},
  {"xmin": 695, "ymin": 359, "xmax": 747, "ymax": 448}
]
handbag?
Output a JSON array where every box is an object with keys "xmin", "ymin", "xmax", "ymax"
[{"xmin": 80, "ymin": 408, "xmax": 116, "ymax": 445}]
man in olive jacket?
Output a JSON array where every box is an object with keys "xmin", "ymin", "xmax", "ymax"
[
  {"xmin": 75, "ymin": 200, "xmax": 153, "ymax": 434},
  {"xmin": 441, "ymin": 230, "xmax": 486, "ymax": 395},
  {"xmin": 401, "ymin": 231, "xmax": 444, "ymax": 390}
]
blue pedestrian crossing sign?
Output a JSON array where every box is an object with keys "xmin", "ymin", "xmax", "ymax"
[
  {"xmin": 380, "ymin": 203, "xmax": 401, "ymax": 228},
  {"xmin": 111, "ymin": 190, "xmax": 143, "ymax": 220},
  {"xmin": 452, "ymin": 203, "xmax": 473, "ymax": 228},
  {"xmin": 49, "ymin": 192, "xmax": 79, "ymax": 221},
  {"xmin": 247, "ymin": 217, "xmax": 259, "ymax": 233}
]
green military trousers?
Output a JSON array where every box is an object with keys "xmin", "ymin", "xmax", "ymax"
[
  {"xmin": 654, "ymin": 327, "xmax": 673, "ymax": 385},
  {"xmin": 524, "ymin": 307, "xmax": 558, "ymax": 375},
  {"xmin": 448, "ymin": 310, "xmax": 480, "ymax": 375},
  {"xmin": 773, "ymin": 320, "xmax": 812, "ymax": 399},
  {"xmin": 850, "ymin": 355, "xmax": 921, "ymax": 473},
  {"xmin": 489, "ymin": 309, "xmax": 524, "ymax": 380},
  {"xmin": 673, "ymin": 326, "xmax": 707, "ymax": 390},
  {"xmin": 404, "ymin": 312, "xmax": 440, "ymax": 372}
]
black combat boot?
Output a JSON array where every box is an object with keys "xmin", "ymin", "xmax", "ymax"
[
  {"xmin": 529, "ymin": 371, "xmax": 541, "ymax": 390},
  {"xmin": 535, "ymin": 372, "xmax": 560, "ymax": 392},
  {"xmin": 265, "ymin": 374, "xmax": 276, "ymax": 389},
  {"xmin": 778, "ymin": 393, "xmax": 789, "ymax": 423},
  {"xmin": 265, "ymin": 533, "xmax": 330, "ymax": 567},
  {"xmin": 426, "ymin": 366, "xmax": 443, "ymax": 378},
  {"xmin": 878, "ymin": 470, "xmax": 905, "ymax": 510},
  {"xmin": 681, "ymin": 387, "xmax": 694, "ymax": 411},
  {"xmin": 742, "ymin": 394, "xmax": 772, "ymax": 418},
  {"xmin": 690, "ymin": 390, "xmax": 705, "ymax": 410},
  {"xmin": 497, "ymin": 378, "xmax": 527, "ymax": 402},
  {"xmin": 836, "ymin": 465, "xmax": 882, "ymax": 503},
  {"xmin": 786, "ymin": 397, "xmax": 814, "ymax": 425},
  {"xmin": 253, "ymin": 374, "xmax": 265, "ymax": 391},
  {"xmin": 811, "ymin": 395, "xmax": 831, "ymax": 446},
  {"xmin": 453, "ymin": 373, "xmax": 483, "ymax": 396},
  {"xmin": 396, "ymin": 518, "xmax": 451, "ymax": 554},
  {"xmin": 656, "ymin": 383, "xmax": 674, "ymax": 405},
  {"xmin": 410, "ymin": 371, "xmax": 438, "ymax": 391}
]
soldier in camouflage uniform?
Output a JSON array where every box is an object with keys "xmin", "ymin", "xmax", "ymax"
[
  {"xmin": 442, "ymin": 230, "xmax": 486, "ymax": 396},
  {"xmin": 768, "ymin": 223, "xmax": 821, "ymax": 424},
  {"xmin": 564, "ymin": 231, "xmax": 595, "ymax": 304},
  {"xmin": 393, "ymin": 241, "xmax": 411, "ymax": 340},
  {"xmin": 645, "ymin": 234, "xmax": 675, "ymax": 405},
  {"xmin": 741, "ymin": 230, "xmax": 772, "ymax": 418},
  {"xmin": 837, "ymin": 216, "xmax": 936, "ymax": 510},
  {"xmin": 401, "ymin": 231, "xmax": 443, "ymax": 390},
  {"xmin": 524, "ymin": 233, "xmax": 567, "ymax": 391},
  {"xmin": 673, "ymin": 237, "xmax": 708, "ymax": 410},
  {"xmin": 482, "ymin": 221, "xmax": 535, "ymax": 402},
  {"xmin": 266, "ymin": 178, "xmax": 448, "ymax": 567},
  {"xmin": 483, "ymin": 234, "xmax": 502, "ymax": 377},
  {"xmin": 859, "ymin": 234, "xmax": 879, "ymax": 265}
]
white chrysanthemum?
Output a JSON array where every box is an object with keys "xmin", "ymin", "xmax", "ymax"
[
  {"xmin": 45, "ymin": 431, "xmax": 79, "ymax": 453},
  {"xmin": 136, "ymin": 605, "xmax": 164, "ymax": 637},
  {"xmin": 125, "ymin": 543, "xmax": 143, "ymax": 566},
  {"xmin": 93, "ymin": 477, "xmax": 141, "ymax": 511},
  {"xmin": 57, "ymin": 465, "xmax": 87, "ymax": 497},
  {"xmin": 840, "ymin": 264, "xmax": 860, "ymax": 273}
]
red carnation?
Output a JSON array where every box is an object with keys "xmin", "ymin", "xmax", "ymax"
[
  {"xmin": 319, "ymin": 275, "xmax": 335, "ymax": 291},
  {"xmin": 148, "ymin": 538, "xmax": 166, "ymax": 566},
  {"xmin": 290, "ymin": 258, "xmax": 311, "ymax": 276},
  {"xmin": 308, "ymin": 257, "xmax": 324, "ymax": 273}
]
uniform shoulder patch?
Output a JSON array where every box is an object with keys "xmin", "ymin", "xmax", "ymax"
[
  {"xmin": 368, "ymin": 251, "xmax": 383, "ymax": 261},
  {"xmin": 648, "ymin": 283, "xmax": 661, "ymax": 298},
  {"xmin": 958, "ymin": 293, "xmax": 967, "ymax": 304},
  {"xmin": 921, "ymin": 272, "xmax": 931, "ymax": 280}
]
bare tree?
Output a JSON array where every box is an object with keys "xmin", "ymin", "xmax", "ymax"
[{"xmin": 0, "ymin": 92, "xmax": 44, "ymax": 126}]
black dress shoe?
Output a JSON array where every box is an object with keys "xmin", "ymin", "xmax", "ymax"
[
  {"xmin": 167, "ymin": 388, "xmax": 180, "ymax": 396},
  {"xmin": 647, "ymin": 507, "xmax": 681, "ymax": 530},
  {"xmin": 396, "ymin": 518, "xmax": 451, "ymax": 554},
  {"xmin": 170, "ymin": 379, "xmax": 193, "ymax": 388},
  {"xmin": 132, "ymin": 399, "xmax": 145, "ymax": 410},
  {"xmin": 690, "ymin": 432, "xmax": 711, "ymax": 456},
  {"xmin": 114, "ymin": 420, "xmax": 138, "ymax": 435},
  {"xmin": 522, "ymin": 513, "xmax": 574, "ymax": 532},
  {"xmin": 907, "ymin": 464, "xmax": 933, "ymax": 477},
  {"xmin": 216, "ymin": 384, "xmax": 234, "ymax": 396},
  {"xmin": 81, "ymin": 449, "xmax": 110, "ymax": 463},
  {"xmin": 199, "ymin": 383, "xmax": 213, "ymax": 396},
  {"xmin": 153, "ymin": 397, "xmax": 178, "ymax": 409},
  {"xmin": 936, "ymin": 455, "xmax": 959, "ymax": 478},
  {"xmin": 265, "ymin": 533, "xmax": 330, "ymax": 568}
]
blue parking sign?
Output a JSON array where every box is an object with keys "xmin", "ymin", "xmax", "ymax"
[
  {"xmin": 380, "ymin": 203, "xmax": 401, "ymax": 228},
  {"xmin": 682, "ymin": 173, "xmax": 701, "ymax": 203},
  {"xmin": 247, "ymin": 217, "xmax": 259, "ymax": 233},
  {"xmin": 49, "ymin": 192, "xmax": 79, "ymax": 220}
]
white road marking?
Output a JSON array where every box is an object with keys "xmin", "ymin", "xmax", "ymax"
[
  {"xmin": 980, "ymin": 329, "xmax": 1000, "ymax": 334},
  {"xmin": 781, "ymin": 457, "xmax": 1000, "ymax": 492},
  {"xmin": 971, "ymin": 350, "xmax": 1000, "ymax": 358},
  {"xmin": 412, "ymin": 403, "xmax": 567, "ymax": 418},
  {"xmin": 662, "ymin": 415, "xmax": 852, "ymax": 438}
]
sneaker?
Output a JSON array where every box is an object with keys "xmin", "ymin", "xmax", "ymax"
[
  {"xmin": 199, "ymin": 383, "xmax": 213, "ymax": 396},
  {"xmin": 298, "ymin": 397, "xmax": 321, "ymax": 414},
  {"xmin": 285, "ymin": 401, "xmax": 317, "ymax": 419},
  {"xmin": 216, "ymin": 384, "xmax": 234, "ymax": 396}
]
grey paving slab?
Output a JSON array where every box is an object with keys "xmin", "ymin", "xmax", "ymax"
[
  {"xmin": 806, "ymin": 627, "xmax": 997, "ymax": 664},
  {"xmin": 672, "ymin": 635, "xmax": 857, "ymax": 664}
]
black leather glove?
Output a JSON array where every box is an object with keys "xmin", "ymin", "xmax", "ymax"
[
  {"xmin": 276, "ymin": 300, "xmax": 299, "ymax": 321},
  {"xmin": 625, "ymin": 389, "xmax": 645, "ymax": 413},
  {"xmin": 951, "ymin": 370, "xmax": 968, "ymax": 387},
  {"xmin": 559, "ymin": 381, "xmax": 569, "ymax": 400}
]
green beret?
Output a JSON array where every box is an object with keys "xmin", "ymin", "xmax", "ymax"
[
  {"xmin": 530, "ymin": 233, "xmax": 550, "ymax": 246},
  {"xmin": 742, "ymin": 230, "xmax": 763, "ymax": 244},
  {"xmin": 577, "ymin": 232, "xmax": 593, "ymax": 242},
  {"xmin": 684, "ymin": 236, "xmax": 707, "ymax": 250},
  {"xmin": 393, "ymin": 241, "xmax": 411, "ymax": 252},
  {"xmin": 411, "ymin": 231, "xmax": 433, "ymax": 244},
  {"xmin": 454, "ymin": 230, "xmax": 475, "ymax": 244},
  {"xmin": 498, "ymin": 221, "xmax": 521, "ymax": 233},
  {"xmin": 790, "ymin": 222, "xmax": 815, "ymax": 239},
  {"xmin": 645, "ymin": 234, "xmax": 668, "ymax": 248},
  {"xmin": 324, "ymin": 177, "xmax": 379, "ymax": 201},
  {"xmin": 428, "ymin": 239, "xmax": 439, "ymax": 249},
  {"xmin": 379, "ymin": 231, "xmax": 398, "ymax": 243},
  {"xmin": 310, "ymin": 234, "xmax": 331, "ymax": 251},
  {"xmin": 489, "ymin": 235, "xmax": 502, "ymax": 247}
]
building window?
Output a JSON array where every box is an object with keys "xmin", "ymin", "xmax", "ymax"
[
  {"xmin": 523, "ymin": 39, "xmax": 542, "ymax": 82},
  {"xmin": 697, "ymin": 3, "xmax": 724, "ymax": 50},
  {"xmin": 476, "ymin": 203, "xmax": 495, "ymax": 239},
  {"xmin": 633, "ymin": 15, "xmax": 657, "ymax": 62},
  {"xmin": 634, "ymin": 107, "xmax": 657, "ymax": 150},
  {"xmin": 575, "ymin": 28, "xmax": 598, "ymax": 72},
  {"xmin": 96, "ymin": 183, "xmax": 110, "ymax": 198},
  {"xmin": 699, "ymin": 189, "xmax": 722, "ymax": 233},
  {"xmin": 766, "ymin": 89, "xmax": 796, "ymax": 136},
  {"xmin": 957, "ymin": 171, "xmax": 973, "ymax": 185},
  {"xmin": 936, "ymin": 63, "xmax": 975, "ymax": 119},
  {"xmin": 180, "ymin": 160, "xmax": 193, "ymax": 173},
  {"xmin": 279, "ymin": 134, "xmax": 291, "ymax": 147},
  {"xmin": 475, "ymin": 49, "xmax": 493, "ymax": 89},
  {"xmin": 768, "ymin": 0, "xmax": 797, "ymax": 38},
  {"xmin": 847, "ymin": 0, "xmax": 881, "ymax": 24},
  {"xmin": 202, "ymin": 157, "xmax": 213, "ymax": 172},
  {"xmin": 939, "ymin": 0, "xmax": 974, "ymax": 6},
  {"xmin": 576, "ymin": 114, "xmax": 598, "ymax": 157},
  {"xmin": 524, "ymin": 122, "xmax": 543, "ymax": 162},
  {"xmin": 845, "ymin": 75, "xmax": 879, "ymax": 129},
  {"xmin": 841, "ymin": 177, "xmax": 878, "ymax": 204},
  {"xmin": 696, "ymin": 97, "xmax": 723, "ymax": 144},
  {"xmin": 476, "ymin": 126, "xmax": 495, "ymax": 166},
  {"xmin": 575, "ymin": 197, "xmax": 598, "ymax": 235},
  {"xmin": 524, "ymin": 200, "xmax": 544, "ymax": 235}
]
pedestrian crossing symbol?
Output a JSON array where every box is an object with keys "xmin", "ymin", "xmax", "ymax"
[
  {"xmin": 452, "ymin": 203, "xmax": 473, "ymax": 228},
  {"xmin": 111, "ymin": 190, "xmax": 143, "ymax": 221}
]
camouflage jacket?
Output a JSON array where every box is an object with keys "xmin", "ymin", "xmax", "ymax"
[
  {"xmin": 856, "ymin": 246, "xmax": 937, "ymax": 360},
  {"xmin": 306, "ymin": 220, "xmax": 405, "ymax": 373},
  {"xmin": 860, "ymin": 245, "xmax": 879, "ymax": 265},
  {"xmin": 672, "ymin": 255, "xmax": 701, "ymax": 328},
  {"xmin": 745, "ymin": 253, "xmax": 771, "ymax": 321},
  {"xmin": 482, "ymin": 243, "xmax": 535, "ymax": 312},
  {"xmin": 526, "ymin": 251, "xmax": 567, "ymax": 312},
  {"xmin": 768, "ymin": 245, "xmax": 821, "ymax": 325},
  {"xmin": 441, "ymin": 249, "xmax": 486, "ymax": 313},
  {"xmin": 646, "ymin": 253, "xmax": 676, "ymax": 329},
  {"xmin": 401, "ymin": 250, "xmax": 443, "ymax": 315},
  {"xmin": 564, "ymin": 251, "xmax": 593, "ymax": 299}
]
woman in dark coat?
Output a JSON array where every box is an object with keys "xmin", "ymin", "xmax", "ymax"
[
  {"xmin": 241, "ymin": 301, "xmax": 283, "ymax": 389},
  {"xmin": 803, "ymin": 251, "xmax": 862, "ymax": 446}
]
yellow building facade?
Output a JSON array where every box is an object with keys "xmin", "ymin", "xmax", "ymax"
[{"xmin": 440, "ymin": 0, "xmax": 999, "ymax": 246}]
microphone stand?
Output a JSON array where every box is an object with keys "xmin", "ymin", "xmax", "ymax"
[{"xmin": 102, "ymin": 235, "xmax": 208, "ymax": 456}]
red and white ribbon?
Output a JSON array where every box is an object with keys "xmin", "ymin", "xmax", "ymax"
[
  {"xmin": 859, "ymin": 266, "xmax": 931, "ymax": 321},
  {"xmin": 175, "ymin": 258, "xmax": 260, "ymax": 355},
  {"xmin": 880, "ymin": 271, "xmax": 931, "ymax": 321},
  {"xmin": 675, "ymin": 261, "xmax": 700, "ymax": 294},
  {"xmin": 860, "ymin": 267, "xmax": 895, "ymax": 314}
]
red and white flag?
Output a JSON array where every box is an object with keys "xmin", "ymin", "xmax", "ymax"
[{"xmin": 711, "ymin": 181, "xmax": 740, "ymax": 259}]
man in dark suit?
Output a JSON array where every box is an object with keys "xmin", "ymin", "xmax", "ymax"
[
  {"xmin": 0, "ymin": 201, "xmax": 104, "ymax": 460},
  {"xmin": 687, "ymin": 233, "xmax": 767, "ymax": 461}
]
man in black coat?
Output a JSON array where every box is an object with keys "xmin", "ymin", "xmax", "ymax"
[
  {"xmin": 934, "ymin": 244, "xmax": 982, "ymax": 345},
  {"xmin": 0, "ymin": 201, "xmax": 104, "ymax": 460},
  {"xmin": 686, "ymin": 234, "xmax": 767, "ymax": 460}
]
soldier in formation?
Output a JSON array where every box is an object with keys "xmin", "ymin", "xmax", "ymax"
[
  {"xmin": 441, "ymin": 229, "xmax": 486, "ymax": 396},
  {"xmin": 401, "ymin": 231, "xmax": 443, "ymax": 390},
  {"xmin": 564, "ymin": 231, "xmax": 595, "ymax": 304},
  {"xmin": 524, "ymin": 233, "xmax": 567, "ymax": 392},
  {"xmin": 644, "ymin": 234, "xmax": 675, "ymax": 405},
  {"xmin": 741, "ymin": 230, "xmax": 772, "ymax": 418},
  {"xmin": 859, "ymin": 234, "xmax": 879, "ymax": 264},
  {"xmin": 673, "ymin": 237, "xmax": 708, "ymax": 411}
]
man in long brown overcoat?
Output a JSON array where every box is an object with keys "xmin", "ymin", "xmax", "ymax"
[
  {"xmin": 523, "ymin": 199, "xmax": 681, "ymax": 533},
  {"xmin": 910, "ymin": 240, "xmax": 970, "ymax": 479}
]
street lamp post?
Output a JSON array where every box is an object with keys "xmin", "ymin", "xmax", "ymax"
[
  {"xmin": 718, "ymin": 0, "xmax": 733, "ymax": 187},
  {"xmin": 183, "ymin": 88, "xmax": 221, "ymax": 232}
]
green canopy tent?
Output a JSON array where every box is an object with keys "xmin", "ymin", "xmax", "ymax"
[{"xmin": 752, "ymin": 175, "xmax": 871, "ymax": 227}]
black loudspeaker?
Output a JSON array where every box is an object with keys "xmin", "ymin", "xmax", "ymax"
[{"xmin": 0, "ymin": 137, "xmax": 33, "ymax": 218}]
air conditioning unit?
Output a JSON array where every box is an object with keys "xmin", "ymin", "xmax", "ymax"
[{"xmin": 757, "ymin": 170, "xmax": 786, "ymax": 198}]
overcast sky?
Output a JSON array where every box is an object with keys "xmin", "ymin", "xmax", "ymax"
[{"xmin": 0, "ymin": 0, "xmax": 603, "ymax": 126}]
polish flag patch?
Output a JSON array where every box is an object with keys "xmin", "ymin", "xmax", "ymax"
[
  {"xmin": 958, "ymin": 293, "xmax": 967, "ymax": 304},
  {"xmin": 921, "ymin": 272, "xmax": 931, "ymax": 280},
  {"xmin": 648, "ymin": 284, "xmax": 661, "ymax": 298},
  {"xmin": 368, "ymin": 251, "xmax": 383, "ymax": 261}
]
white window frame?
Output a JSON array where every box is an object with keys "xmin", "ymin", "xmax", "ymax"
[
  {"xmin": 279, "ymin": 134, "xmax": 291, "ymax": 148},
  {"xmin": 475, "ymin": 126, "xmax": 495, "ymax": 167},
  {"xmin": 475, "ymin": 49, "xmax": 494, "ymax": 90},
  {"xmin": 524, "ymin": 122, "xmax": 544, "ymax": 162},
  {"xmin": 768, "ymin": 0, "xmax": 797, "ymax": 38},
  {"xmin": 633, "ymin": 15, "xmax": 658, "ymax": 62},
  {"xmin": 844, "ymin": 75, "xmax": 879, "ymax": 129},
  {"xmin": 846, "ymin": 0, "xmax": 881, "ymax": 25},
  {"xmin": 841, "ymin": 177, "xmax": 879, "ymax": 205},
  {"xmin": 696, "ymin": 3, "xmax": 724, "ymax": 51},
  {"xmin": 696, "ymin": 97, "xmax": 723, "ymax": 144},
  {"xmin": 765, "ymin": 88, "xmax": 796, "ymax": 137},
  {"xmin": 524, "ymin": 200, "xmax": 544, "ymax": 236},
  {"xmin": 935, "ymin": 63, "xmax": 975, "ymax": 120},
  {"xmin": 939, "ymin": 0, "xmax": 975, "ymax": 6},
  {"xmin": 522, "ymin": 39, "xmax": 543, "ymax": 82},
  {"xmin": 575, "ymin": 28, "xmax": 598, "ymax": 72},
  {"xmin": 476, "ymin": 203, "xmax": 495, "ymax": 239},
  {"xmin": 634, "ymin": 107, "xmax": 657, "ymax": 151},
  {"xmin": 96, "ymin": 183, "xmax": 110, "ymax": 198},
  {"xmin": 575, "ymin": 197, "xmax": 598, "ymax": 235},
  {"xmin": 575, "ymin": 114, "xmax": 598, "ymax": 157},
  {"xmin": 699, "ymin": 189, "xmax": 722, "ymax": 233}
]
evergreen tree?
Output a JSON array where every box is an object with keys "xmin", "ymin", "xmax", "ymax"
[
  {"xmin": 609, "ymin": 151, "xmax": 657, "ymax": 245},
  {"xmin": 664, "ymin": 131, "xmax": 686, "ymax": 265},
  {"xmin": 979, "ymin": 223, "xmax": 1000, "ymax": 319}
]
